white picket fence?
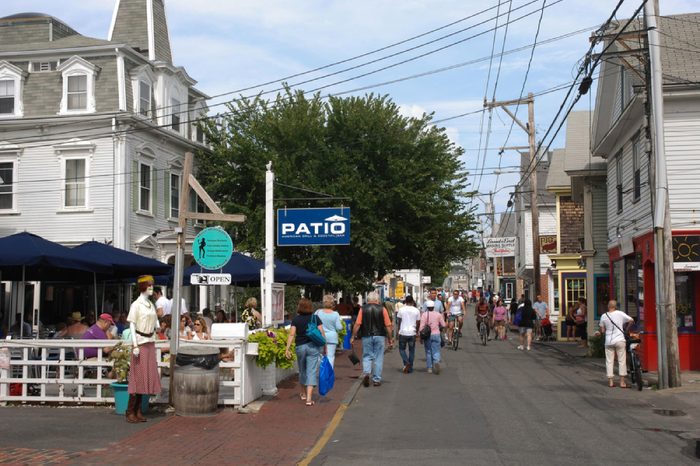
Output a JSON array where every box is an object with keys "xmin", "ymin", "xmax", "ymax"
[{"xmin": 0, "ymin": 338, "xmax": 268, "ymax": 407}]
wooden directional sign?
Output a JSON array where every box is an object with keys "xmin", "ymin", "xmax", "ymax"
[{"xmin": 190, "ymin": 273, "xmax": 232, "ymax": 286}]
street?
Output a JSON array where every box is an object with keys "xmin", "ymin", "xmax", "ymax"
[{"xmin": 310, "ymin": 329, "xmax": 699, "ymax": 465}]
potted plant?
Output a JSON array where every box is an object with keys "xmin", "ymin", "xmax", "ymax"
[
  {"xmin": 247, "ymin": 328, "xmax": 295, "ymax": 369},
  {"xmin": 108, "ymin": 342, "xmax": 131, "ymax": 415}
]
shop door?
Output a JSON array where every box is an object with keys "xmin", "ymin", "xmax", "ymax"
[{"xmin": 560, "ymin": 274, "xmax": 586, "ymax": 339}]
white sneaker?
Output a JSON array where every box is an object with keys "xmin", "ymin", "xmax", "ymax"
[
  {"xmin": 517, "ymin": 345, "xmax": 524, "ymax": 350},
  {"xmin": 526, "ymin": 346, "xmax": 531, "ymax": 351},
  {"xmin": 427, "ymin": 368, "xmax": 433, "ymax": 373}
]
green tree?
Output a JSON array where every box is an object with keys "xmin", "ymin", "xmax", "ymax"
[{"xmin": 197, "ymin": 88, "xmax": 479, "ymax": 291}]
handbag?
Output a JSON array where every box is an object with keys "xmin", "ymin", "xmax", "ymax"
[
  {"xmin": 306, "ymin": 314, "xmax": 326, "ymax": 346},
  {"xmin": 419, "ymin": 310, "xmax": 432, "ymax": 340},
  {"xmin": 318, "ymin": 355, "xmax": 335, "ymax": 396}
]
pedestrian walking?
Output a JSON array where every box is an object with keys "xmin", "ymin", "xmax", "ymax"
[
  {"xmin": 126, "ymin": 275, "xmax": 161, "ymax": 423},
  {"xmin": 517, "ymin": 298, "xmax": 536, "ymax": 351},
  {"xmin": 565, "ymin": 302, "xmax": 577, "ymax": 342},
  {"xmin": 396, "ymin": 295, "xmax": 421, "ymax": 373},
  {"xmin": 597, "ymin": 300, "xmax": 634, "ymax": 388},
  {"xmin": 315, "ymin": 294, "xmax": 344, "ymax": 367},
  {"xmin": 533, "ymin": 294, "xmax": 549, "ymax": 341},
  {"xmin": 575, "ymin": 297, "xmax": 588, "ymax": 348},
  {"xmin": 491, "ymin": 298, "xmax": 508, "ymax": 340},
  {"xmin": 351, "ymin": 291, "xmax": 393, "ymax": 387},
  {"xmin": 285, "ymin": 298, "xmax": 325, "ymax": 406},
  {"xmin": 419, "ymin": 300, "xmax": 446, "ymax": 374}
]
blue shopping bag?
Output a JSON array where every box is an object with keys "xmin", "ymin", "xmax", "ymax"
[{"xmin": 318, "ymin": 355, "xmax": 335, "ymax": 396}]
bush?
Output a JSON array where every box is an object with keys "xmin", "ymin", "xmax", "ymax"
[
  {"xmin": 588, "ymin": 333, "xmax": 604, "ymax": 358},
  {"xmin": 248, "ymin": 328, "xmax": 295, "ymax": 369},
  {"xmin": 108, "ymin": 342, "xmax": 131, "ymax": 382}
]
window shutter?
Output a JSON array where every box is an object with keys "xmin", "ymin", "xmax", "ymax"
[
  {"xmin": 151, "ymin": 167, "xmax": 158, "ymax": 215},
  {"xmin": 164, "ymin": 170, "xmax": 170, "ymax": 218},
  {"xmin": 132, "ymin": 161, "xmax": 138, "ymax": 211}
]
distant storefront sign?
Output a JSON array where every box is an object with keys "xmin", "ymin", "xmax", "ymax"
[
  {"xmin": 485, "ymin": 237, "xmax": 516, "ymax": 257},
  {"xmin": 277, "ymin": 207, "xmax": 350, "ymax": 246},
  {"xmin": 539, "ymin": 235, "xmax": 557, "ymax": 254},
  {"xmin": 395, "ymin": 281, "xmax": 405, "ymax": 298}
]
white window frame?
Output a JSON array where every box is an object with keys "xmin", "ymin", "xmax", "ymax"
[
  {"xmin": 130, "ymin": 65, "xmax": 155, "ymax": 119},
  {"xmin": 139, "ymin": 80, "xmax": 152, "ymax": 117},
  {"xmin": 0, "ymin": 148, "xmax": 20, "ymax": 214},
  {"xmin": 0, "ymin": 61, "xmax": 26, "ymax": 118},
  {"xmin": 58, "ymin": 56, "xmax": 98, "ymax": 115},
  {"xmin": 191, "ymin": 101, "xmax": 207, "ymax": 144},
  {"xmin": 169, "ymin": 171, "xmax": 180, "ymax": 220},
  {"xmin": 138, "ymin": 161, "xmax": 154, "ymax": 214},
  {"xmin": 62, "ymin": 156, "xmax": 89, "ymax": 209},
  {"xmin": 170, "ymin": 97, "xmax": 181, "ymax": 133}
]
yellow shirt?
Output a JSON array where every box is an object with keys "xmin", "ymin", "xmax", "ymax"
[{"xmin": 127, "ymin": 294, "xmax": 158, "ymax": 345}]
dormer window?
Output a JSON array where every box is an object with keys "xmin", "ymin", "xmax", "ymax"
[
  {"xmin": 67, "ymin": 75, "xmax": 87, "ymax": 110},
  {"xmin": 58, "ymin": 56, "xmax": 98, "ymax": 115},
  {"xmin": 171, "ymin": 98, "xmax": 181, "ymax": 132},
  {"xmin": 0, "ymin": 61, "xmax": 26, "ymax": 118},
  {"xmin": 139, "ymin": 81, "xmax": 151, "ymax": 117}
]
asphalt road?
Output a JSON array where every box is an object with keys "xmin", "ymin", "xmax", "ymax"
[{"xmin": 310, "ymin": 329, "xmax": 699, "ymax": 465}]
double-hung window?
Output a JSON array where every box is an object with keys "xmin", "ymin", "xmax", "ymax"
[
  {"xmin": 170, "ymin": 173, "xmax": 180, "ymax": 218},
  {"xmin": 632, "ymin": 135, "xmax": 642, "ymax": 201},
  {"xmin": 0, "ymin": 80, "xmax": 15, "ymax": 114},
  {"xmin": 64, "ymin": 158, "xmax": 87, "ymax": 208},
  {"xmin": 139, "ymin": 162, "xmax": 152, "ymax": 212},
  {"xmin": 0, "ymin": 161, "xmax": 15, "ymax": 210},
  {"xmin": 615, "ymin": 150, "xmax": 623, "ymax": 213},
  {"xmin": 171, "ymin": 98, "xmax": 181, "ymax": 132},
  {"xmin": 67, "ymin": 75, "xmax": 88, "ymax": 111},
  {"xmin": 139, "ymin": 81, "xmax": 151, "ymax": 117}
]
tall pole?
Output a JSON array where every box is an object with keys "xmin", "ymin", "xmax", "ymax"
[
  {"xmin": 645, "ymin": 2, "xmax": 681, "ymax": 388},
  {"xmin": 263, "ymin": 162, "xmax": 275, "ymax": 327},
  {"xmin": 527, "ymin": 94, "xmax": 541, "ymax": 299}
]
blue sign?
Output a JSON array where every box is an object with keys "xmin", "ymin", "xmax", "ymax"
[
  {"xmin": 193, "ymin": 227, "xmax": 233, "ymax": 269},
  {"xmin": 277, "ymin": 207, "xmax": 350, "ymax": 246}
]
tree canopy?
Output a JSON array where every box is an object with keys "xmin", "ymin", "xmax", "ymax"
[{"xmin": 197, "ymin": 88, "xmax": 479, "ymax": 291}]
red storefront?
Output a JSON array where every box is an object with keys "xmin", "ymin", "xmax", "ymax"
[{"xmin": 608, "ymin": 231, "xmax": 700, "ymax": 371}]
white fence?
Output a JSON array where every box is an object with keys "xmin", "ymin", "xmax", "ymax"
[{"xmin": 0, "ymin": 337, "xmax": 276, "ymax": 407}]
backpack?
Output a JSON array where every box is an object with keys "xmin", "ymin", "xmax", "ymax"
[{"xmin": 513, "ymin": 308, "xmax": 523, "ymax": 326}]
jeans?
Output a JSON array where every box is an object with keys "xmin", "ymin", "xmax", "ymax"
[
  {"xmin": 398, "ymin": 335, "xmax": 416, "ymax": 368},
  {"xmin": 326, "ymin": 343, "xmax": 337, "ymax": 367},
  {"xmin": 362, "ymin": 335, "xmax": 386, "ymax": 382},
  {"xmin": 424, "ymin": 334, "xmax": 441, "ymax": 369},
  {"xmin": 296, "ymin": 343, "xmax": 321, "ymax": 386}
]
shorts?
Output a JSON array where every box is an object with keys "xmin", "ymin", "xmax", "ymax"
[
  {"xmin": 447, "ymin": 313, "xmax": 463, "ymax": 322},
  {"xmin": 494, "ymin": 320, "xmax": 505, "ymax": 328},
  {"xmin": 519, "ymin": 327, "xmax": 533, "ymax": 335}
]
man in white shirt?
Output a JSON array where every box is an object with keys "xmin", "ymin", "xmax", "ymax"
[
  {"xmin": 597, "ymin": 300, "xmax": 634, "ymax": 388},
  {"xmin": 154, "ymin": 287, "xmax": 169, "ymax": 318},
  {"xmin": 446, "ymin": 289, "xmax": 466, "ymax": 344},
  {"xmin": 396, "ymin": 295, "xmax": 421, "ymax": 374}
]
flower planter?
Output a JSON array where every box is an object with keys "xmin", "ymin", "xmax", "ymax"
[
  {"xmin": 246, "ymin": 342, "xmax": 259, "ymax": 356},
  {"xmin": 111, "ymin": 382, "xmax": 129, "ymax": 415}
]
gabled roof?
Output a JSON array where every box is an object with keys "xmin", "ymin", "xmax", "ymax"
[{"xmin": 0, "ymin": 35, "xmax": 115, "ymax": 53}]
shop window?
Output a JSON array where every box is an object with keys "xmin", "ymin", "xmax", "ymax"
[
  {"xmin": 594, "ymin": 275, "xmax": 610, "ymax": 320},
  {"xmin": 625, "ymin": 256, "xmax": 638, "ymax": 319},
  {"xmin": 612, "ymin": 260, "xmax": 623, "ymax": 308},
  {"xmin": 636, "ymin": 253, "xmax": 644, "ymax": 327},
  {"xmin": 675, "ymin": 273, "xmax": 695, "ymax": 331}
]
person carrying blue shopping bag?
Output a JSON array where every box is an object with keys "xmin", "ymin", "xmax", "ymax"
[
  {"xmin": 315, "ymin": 295, "xmax": 344, "ymax": 367},
  {"xmin": 285, "ymin": 298, "xmax": 326, "ymax": 406},
  {"xmin": 318, "ymin": 354, "xmax": 335, "ymax": 396}
]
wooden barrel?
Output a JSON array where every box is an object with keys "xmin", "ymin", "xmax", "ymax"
[{"xmin": 173, "ymin": 346, "xmax": 220, "ymax": 416}]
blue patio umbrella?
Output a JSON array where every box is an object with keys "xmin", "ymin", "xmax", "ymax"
[
  {"xmin": 273, "ymin": 259, "xmax": 326, "ymax": 286},
  {"xmin": 74, "ymin": 241, "xmax": 172, "ymax": 279}
]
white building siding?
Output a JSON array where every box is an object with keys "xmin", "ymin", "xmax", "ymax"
[
  {"xmin": 591, "ymin": 182, "xmax": 609, "ymax": 269},
  {"xmin": 0, "ymin": 135, "xmax": 114, "ymax": 245},
  {"xmin": 606, "ymin": 125, "xmax": 653, "ymax": 249},
  {"xmin": 518, "ymin": 206, "xmax": 556, "ymax": 269},
  {"xmin": 664, "ymin": 99, "xmax": 700, "ymax": 231}
]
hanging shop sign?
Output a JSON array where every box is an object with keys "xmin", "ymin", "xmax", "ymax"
[
  {"xmin": 672, "ymin": 235, "xmax": 700, "ymax": 271},
  {"xmin": 539, "ymin": 235, "xmax": 557, "ymax": 254},
  {"xmin": 485, "ymin": 237, "xmax": 516, "ymax": 257},
  {"xmin": 192, "ymin": 227, "xmax": 233, "ymax": 270},
  {"xmin": 277, "ymin": 207, "xmax": 350, "ymax": 246}
]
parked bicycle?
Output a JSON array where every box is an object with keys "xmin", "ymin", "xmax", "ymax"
[{"xmin": 627, "ymin": 331, "xmax": 643, "ymax": 391}]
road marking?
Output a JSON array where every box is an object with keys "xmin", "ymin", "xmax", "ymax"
[{"xmin": 298, "ymin": 404, "xmax": 347, "ymax": 466}]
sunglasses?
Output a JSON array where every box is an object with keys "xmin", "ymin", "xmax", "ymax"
[{"xmin": 194, "ymin": 322, "xmax": 202, "ymax": 326}]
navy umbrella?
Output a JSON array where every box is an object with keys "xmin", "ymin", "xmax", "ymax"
[
  {"xmin": 74, "ymin": 241, "xmax": 172, "ymax": 278},
  {"xmin": 274, "ymin": 259, "xmax": 326, "ymax": 286},
  {"xmin": 0, "ymin": 232, "xmax": 111, "ymax": 281}
]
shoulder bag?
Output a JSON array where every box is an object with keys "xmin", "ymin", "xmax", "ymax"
[
  {"xmin": 306, "ymin": 314, "xmax": 326, "ymax": 346},
  {"xmin": 603, "ymin": 312, "xmax": 630, "ymax": 344},
  {"xmin": 420, "ymin": 310, "xmax": 432, "ymax": 340}
]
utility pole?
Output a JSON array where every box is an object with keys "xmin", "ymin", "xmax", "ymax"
[
  {"xmin": 486, "ymin": 93, "xmax": 540, "ymax": 298},
  {"xmin": 645, "ymin": 1, "xmax": 681, "ymax": 388}
]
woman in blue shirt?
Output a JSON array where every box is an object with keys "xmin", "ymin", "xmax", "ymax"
[{"xmin": 315, "ymin": 295, "xmax": 344, "ymax": 367}]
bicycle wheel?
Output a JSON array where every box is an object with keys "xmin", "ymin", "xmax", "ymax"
[
  {"xmin": 453, "ymin": 329, "xmax": 460, "ymax": 351},
  {"xmin": 480, "ymin": 323, "xmax": 487, "ymax": 346},
  {"xmin": 632, "ymin": 354, "xmax": 643, "ymax": 391}
]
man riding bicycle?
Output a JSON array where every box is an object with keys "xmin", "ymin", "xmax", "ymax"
[
  {"xmin": 475, "ymin": 297, "xmax": 490, "ymax": 340},
  {"xmin": 446, "ymin": 290, "xmax": 465, "ymax": 345}
]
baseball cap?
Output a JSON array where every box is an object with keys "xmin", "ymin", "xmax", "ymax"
[
  {"xmin": 425, "ymin": 299, "xmax": 436, "ymax": 308},
  {"xmin": 99, "ymin": 313, "xmax": 114, "ymax": 325}
]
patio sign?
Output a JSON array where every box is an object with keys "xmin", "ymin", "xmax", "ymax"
[
  {"xmin": 277, "ymin": 207, "xmax": 350, "ymax": 246},
  {"xmin": 192, "ymin": 227, "xmax": 233, "ymax": 270}
]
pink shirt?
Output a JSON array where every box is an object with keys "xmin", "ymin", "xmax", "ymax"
[
  {"xmin": 493, "ymin": 306, "xmax": 508, "ymax": 321},
  {"xmin": 419, "ymin": 310, "xmax": 445, "ymax": 335}
]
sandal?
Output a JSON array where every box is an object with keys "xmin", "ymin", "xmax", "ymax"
[
  {"xmin": 305, "ymin": 400, "xmax": 315, "ymax": 406},
  {"xmin": 299, "ymin": 393, "xmax": 306, "ymax": 401},
  {"xmin": 620, "ymin": 383, "xmax": 629, "ymax": 389},
  {"xmin": 608, "ymin": 381, "xmax": 615, "ymax": 388}
]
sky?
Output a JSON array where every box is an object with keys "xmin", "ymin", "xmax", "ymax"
[{"xmin": 1, "ymin": 0, "xmax": 697, "ymax": 224}]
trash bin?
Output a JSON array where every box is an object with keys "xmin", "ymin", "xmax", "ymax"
[
  {"xmin": 342, "ymin": 318, "xmax": 353, "ymax": 350},
  {"xmin": 173, "ymin": 346, "xmax": 220, "ymax": 416}
]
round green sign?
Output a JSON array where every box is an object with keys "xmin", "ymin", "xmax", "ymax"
[{"xmin": 192, "ymin": 227, "xmax": 233, "ymax": 270}]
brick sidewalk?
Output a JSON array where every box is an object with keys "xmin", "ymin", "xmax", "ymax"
[{"xmin": 70, "ymin": 348, "xmax": 363, "ymax": 466}]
